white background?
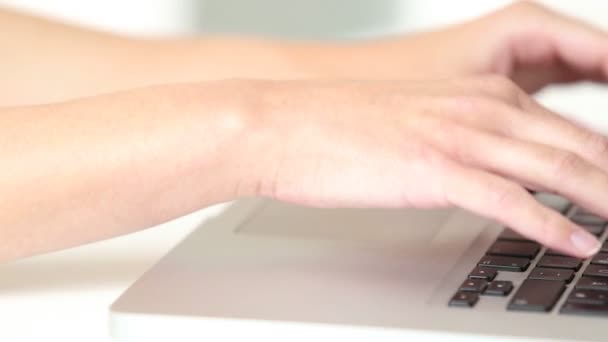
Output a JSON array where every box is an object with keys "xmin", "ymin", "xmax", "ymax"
[{"xmin": 0, "ymin": 1, "xmax": 607, "ymax": 341}]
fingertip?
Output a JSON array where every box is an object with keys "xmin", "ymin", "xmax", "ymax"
[{"xmin": 569, "ymin": 228, "xmax": 601, "ymax": 258}]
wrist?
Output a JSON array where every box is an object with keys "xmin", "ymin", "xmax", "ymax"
[{"xmin": 204, "ymin": 79, "xmax": 280, "ymax": 201}]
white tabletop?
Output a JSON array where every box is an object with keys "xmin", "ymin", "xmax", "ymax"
[{"xmin": 0, "ymin": 204, "xmax": 229, "ymax": 342}]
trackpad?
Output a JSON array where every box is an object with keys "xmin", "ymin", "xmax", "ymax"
[{"xmin": 236, "ymin": 200, "xmax": 457, "ymax": 245}]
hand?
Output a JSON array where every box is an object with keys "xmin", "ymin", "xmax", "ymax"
[
  {"xmin": 333, "ymin": 1, "xmax": 608, "ymax": 93},
  {"xmin": 241, "ymin": 76, "xmax": 607, "ymax": 258}
]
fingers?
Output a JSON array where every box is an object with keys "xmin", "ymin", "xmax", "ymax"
[
  {"xmin": 429, "ymin": 121, "xmax": 608, "ymax": 218},
  {"xmin": 438, "ymin": 157, "xmax": 600, "ymax": 258},
  {"xmin": 424, "ymin": 78, "xmax": 608, "ymax": 257},
  {"xmin": 507, "ymin": 101, "xmax": 608, "ymax": 173},
  {"xmin": 509, "ymin": 1, "xmax": 608, "ymax": 81},
  {"xmin": 548, "ymin": 12, "xmax": 608, "ymax": 81},
  {"xmin": 436, "ymin": 89, "xmax": 608, "ymax": 177}
]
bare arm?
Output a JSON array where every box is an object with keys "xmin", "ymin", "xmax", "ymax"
[
  {"xmin": 0, "ymin": 7, "xmax": 349, "ymax": 106},
  {"xmin": 3, "ymin": 2, "xmax": 608, "ymax": 262},
  {"xmin": 0, "ymin": 82, "xmax": 276, "ymax": 260},
  {"xmin": 3, "ymin": 2, "xmax": 608, "ymax": 106},
  {"xmin": 0, "ymin": 81, "xmax": 265, "ymax": 260},
  {"xmin": 5, "ymin": 76, "xmax": 608, "ymax": 262}
]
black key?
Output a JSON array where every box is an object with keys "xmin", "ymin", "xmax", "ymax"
[
  {"xmin": 573, "ymin": 207, "xmax": 596, "ymax": 216},
  {"xmin": 583, "ymin": 224, "xmax": 606, "ymax": 237},
  {"xmin": 561, "ymin": 303, "xmax": 608, "ymax": 316},
  {"xmin": 536, "ymin": 255, "xmax": 582, "ymax": 270},
  {"xmin": 449, "ymin": 291, "xmax": 479, "ymax": 307},
  {"xmin": 459, "ymin": 279, "xmax": 488, "ymax": 292},
  {"xmin": 571, "ymin": 213, "xmax": 606, "ymax": 226},
  {"xmin": 484, "ymin": 281, "xmax": 513, "ymax": 296},
  {"xmin": 568, "ymin": 289, "xmax": 608, "ymax": 305},
  {"xmin": 534, "ymin": 193, "xmax": 570, "ymax": 212},
  {"xmin": 591, "ymin": 253, "xmax": 608, "ymax": 265},
  {"xmin": 576, "ymin": 277, "xmax": 608, "ymax": 291},
  {"xmin": 488, "ymin": 241, "xmax": 540, "ymax": 258},
  {"xmin": 601, "ymin": 241, "xmax": 608, "ymax": 253},
  {"xmin": 469, "ymin": 267, "xmax": 497, "ymax": 281},
  {"xmin": 545, "ymin": 249, "xmax": 570, "ymax": 257},
  {"xmin": 528, "ymin": 267, "xmax": 574, "ymax": 283},
  {"xmin": 584, "ymin": 264, "xmax": 608, "ymax": 278},
  {"xmin": 508, "ymin": 279, "xmax": 565, "ymax": 312},
  {"xmin": 479, "ymin": 255, "xmax": 530, "ymax": 272},
  {"xmin": 498, "ymin": 229, "xmax": 532, "ymax": 242}
]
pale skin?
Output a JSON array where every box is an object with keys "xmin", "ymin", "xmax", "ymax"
[{"xmin": 2, "ymin": 1, "xmax": 608, "ymax": 262}]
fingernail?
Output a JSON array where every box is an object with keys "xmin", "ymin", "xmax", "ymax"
[{"xmin": 570, "ymin": 229, "xmax": 601, "ymax": 257}]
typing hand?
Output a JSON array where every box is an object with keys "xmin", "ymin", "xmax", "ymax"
[
  {"xmin": 244, "ymin": 76, "xmax": 605, "ymax": 258},
  {"xmin": 341, "ymin": 1, "xmax": 608, "ymax": 93}
]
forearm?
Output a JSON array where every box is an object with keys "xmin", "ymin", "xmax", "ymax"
[
  {"xmin": 0, "ymin": 7, "xmax": 448, "ymax": 106},
  {"xmin": 0, "ymin": 8, "xmax": 323, "ymax": 105},
  {"xmin": 0, "ymin": 9, "xmax": 307, "ymax": 104},
  {"xmin": 0, "ymin": 80, "xmax": 263, "ymax": 261},
  {"xmin": 0, "ymin": 8, "xmax": 146, "ymax": 105}
]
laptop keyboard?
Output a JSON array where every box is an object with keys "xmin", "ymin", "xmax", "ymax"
[{"xmin": 449, "ymin": 202, "xmax": 608, "ymax": 316}]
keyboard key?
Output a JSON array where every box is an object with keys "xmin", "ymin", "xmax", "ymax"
[
  {"xmin": 601, "ymin": 241, "xmax": 608, "ymax": 253},
  {"xmin": 449, "ymin": 291, "xmax": 479, "ymax": 307},
  {"xmin": 497, "ymin": 229, "xmax": 532, "ymax": 242},
  {"xmin": 508, "ymin": 279, "xmax": 566, "ymax": 312},
  {"xmin": 479, "ymin": 255, "xmax": 530, "ymax": 272},
  {"xmin": 567, "ymin": 289, "xmax": 608, "ymax": 305},
  {"xmin": 536, "ymin": 255, "xmax": 582, "ymax": 270},
  {"xmin": 571, "ymin": 213, "xmax": 606, "ymax": 226},
  {"xmin": 484, "ymin": 281, "xmax": 513, "ymax": 296},
  {"xmin": 488, "ymin": 241, "xmax": 540, "ymax": 258},
  {"xmin": 534, "ymin": 193, "xmax": 570, "ymax": 212},
  {"xmin": 572, "ymin": 207, "xmax": 595, "ymax": 216},
  {"xmin": 583, "ymin": 264, "xmax": 608, "ymax": 278},
  {"xmin": 576, "ymin": 277, "xmax": 608, "ymax": 291},
  {"xmin": 459, "ymin": 279, "xmax": 488, "ymax": 292},
  {"xmin": 561, "ymin": 303, "xmax": 608, "ymax": 316},
  {"xmin": 544, "ymin": 249, "xmax": 570, "ymax": 257},
  {"xmin": 528, "ymin": 267, "xmax": 574, "ymax": 283},
  {"xmin": 591, "ymin": 253, "xmax": 608, "ymax": 265},
  {"xmin": 468, "ymin": 267, "xmax": 497, "ymax": 281},
  {"xmin": 583, "ymin": 224, "xmax": 606, "ymax": 237}
]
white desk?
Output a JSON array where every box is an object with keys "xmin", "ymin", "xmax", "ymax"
[{"xmin": 0, "ymin": 204, "xmax": 228, "ymax": 342}]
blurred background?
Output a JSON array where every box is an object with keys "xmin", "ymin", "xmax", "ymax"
[{"xmin": 0, "ymin": 0, "xmax": 607, "ymax": 131}]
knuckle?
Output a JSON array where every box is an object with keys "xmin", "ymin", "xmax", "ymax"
[
  {"xmin": 422, "ymin": 115, "xmax": 462, "ymax": 140},
  {"xmin": 416, "ymin": 116, "xmax": 475, "ymax": 164},
  {"xmin": 412, "ymin": 140, "xmax": 445, "ymax": 165},
  {"xmin": 552, "ymin": 151, "xmax": 583, "ymax": 179},
  {"xmin": 483, "ymin": 74, "xmax": 514, "ymax": 87},
  {"xmin": 418, "ymin": 116, "xmax": 468, "ymax": 159},
  {"xmin": 438, "ymin": 93, "xmax": 494, "ymax": 115},
  {"xmin": 490, "ymin": 183, "xmax": 523, "ymax": 209},
  {"xmin": 536, "ymin": 212, "xmax": 564, "ymax": 246},
  {"xmin": 583, "ymin": 131, "xmax": 608, "ymax": 159},
  {"xmin": 423, "ymin": 115, "xmax": 452, "ymax": 131},
  {"xmin": 477, "ymin": 74, "xmax": 522, "ymax": 102}
]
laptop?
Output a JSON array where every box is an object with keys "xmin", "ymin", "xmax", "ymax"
[{"xmin": 109, "ymin": 193, "xmax": 608, "ymax": 341}]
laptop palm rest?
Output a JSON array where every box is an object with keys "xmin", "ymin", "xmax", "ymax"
[
  {"xmin": 236, "ymin": 200, "xmax": 453, "ymax": 245},
  {"xmin": 112, "ymin": 200, "xmax": 491, "ymax": 326}
]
